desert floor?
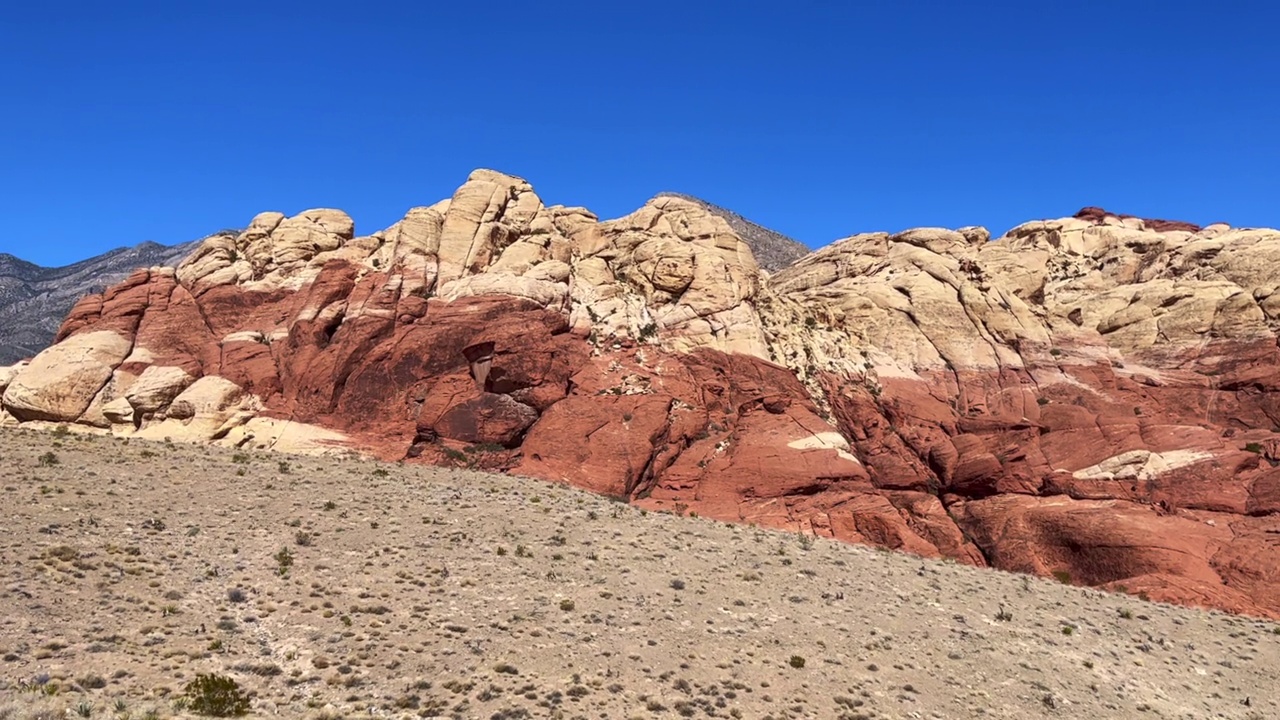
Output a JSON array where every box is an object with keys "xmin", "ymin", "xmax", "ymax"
[{"xmin": 1, "ymin": 428, "xmax": 1278, "ymax": 719}]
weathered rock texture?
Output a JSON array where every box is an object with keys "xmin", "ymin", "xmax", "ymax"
[
  {"xmin": 653, "ymin": 192, "xmax": 810, "ymax": 272},
  {"xmin": 4, "ymin": 174, "xmax": 1279, "ymax": 619},
  {"xmin": 0, "ymin": 240, "xmax": 201, "ymax": 365}
]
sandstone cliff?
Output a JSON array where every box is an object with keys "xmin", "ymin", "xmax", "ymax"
[{"xmin": 4, "ymin": 169, "xmax": 1279, "ymax": 619}]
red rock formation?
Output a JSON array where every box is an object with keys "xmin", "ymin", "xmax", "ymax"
[
  {"xmin": 5, "ymin": 169, "xmax": 1280, "ymax": 619},
  {"xmin": 1073, "ymin": 206, "xmax": 1203, "ymax": 233}
]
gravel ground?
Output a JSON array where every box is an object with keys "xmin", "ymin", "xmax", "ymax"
[{"xmin": 1, "ymin": 428, "xmax": 1278, "ymax": 719}]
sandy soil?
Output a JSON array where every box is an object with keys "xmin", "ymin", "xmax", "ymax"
[{"xmin": 1, "ymin": 428, "xmax": 1278, "ymax": 719}]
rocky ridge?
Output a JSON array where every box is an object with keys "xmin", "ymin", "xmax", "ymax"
[
  {"xmin": 0, "ymin": 239, "xmax": 201, "ymax": 365},
  {"xmin": 653, "ymin": 191, "xmax": 811, "ymax": 272},
  {"xmin": 3, "ymin": 169, "xmax": 1279, "ymax": 619}
]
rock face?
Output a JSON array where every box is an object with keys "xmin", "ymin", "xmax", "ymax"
[
  {"xmin": 4, "ymin": 173, "xmax": 1279, "ymax": 619},
  {"xmin": 653, "ymin": 192, "xmax": 811, "ymax": 272},
  {"xmin": 0, "ymin": 239, "xmax": 201, "ymax": 365}
]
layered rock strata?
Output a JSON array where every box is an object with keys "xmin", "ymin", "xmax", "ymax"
[{"xmin": 4, "ymin": 170, "xmax": 1279, "ymax": 618}]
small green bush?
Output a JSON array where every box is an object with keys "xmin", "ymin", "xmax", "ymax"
[
  {"xmin": 180, "ymin": 673, "xmax": 250, "ymax": 716},
  {"xmin": 274, "ymin": 547, "xmax": 294, "ymax": 577},
  {"xmin": 1245, "ymin": 442, "xmax": 1264, "ymax": 454},
  {"xmin": 788, "ymin": 655, "xmax": 806, "ymax": 669}
]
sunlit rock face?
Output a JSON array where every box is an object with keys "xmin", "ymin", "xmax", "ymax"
[{"xmin": 7, "ymin": 175, "xmax": 1280, "ymax": 618}]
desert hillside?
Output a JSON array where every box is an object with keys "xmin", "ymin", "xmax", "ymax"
[
  {"xmin": 2, "ymin": 168, "xmax": 1279, "ymax": 619},
  {"xmin": 1, "ymin": 429, "xmax": 1277, "ymax": 719}
]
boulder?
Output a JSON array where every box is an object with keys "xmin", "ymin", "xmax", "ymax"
[
  {"xmin": 134, "ymin": 375, "xmax": 260, "ymax": 442},
  {"xmin": 124, "ymin": 365, "xmax": 196, "ymax": 417},
  {"xmin": 2, "ymin": 331, "xmax": 132, "ymax": 422},
  {"xmin": 430, "ymin": 393, "xmax": 539, "ymax": 447}
]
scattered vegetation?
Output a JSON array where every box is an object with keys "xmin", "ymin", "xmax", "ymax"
[{"xmin": 178, "ymin": 673, "xmax": 250, "ymax": 716}]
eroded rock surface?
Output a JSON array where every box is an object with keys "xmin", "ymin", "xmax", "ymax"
[{"xmin": 4, "ymin": 175, "xmax": 1279, "ymax": 617}]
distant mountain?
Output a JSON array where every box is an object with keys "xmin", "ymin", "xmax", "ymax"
[
  {"xmin": 653, "ymin": 192, "xmax": 810, "ymax": 272},
  {"xmin": 0, "ymin": 240, "xmax": 201, "ymax": 365}
]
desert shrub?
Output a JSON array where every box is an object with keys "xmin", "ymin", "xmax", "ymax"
[
  {"xmin": 1245, "ymin": 442, "xmax": 1264, "ymax": 454},
  {"xmin": 180, "ymin": 673, "xmax": 250, "ymax": 716},
  {"xmin": 274, "ymin": 547, "xmax": 294, "ymax": 577},
  {"xmin": 788, "ymin": 655, "xmax": 806, "ymax": 669},
  {"xmin": 46, "ymin": 545, "xmax": 79, "ymax": 562}
]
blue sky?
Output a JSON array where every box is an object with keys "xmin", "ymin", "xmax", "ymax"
[{"xmin": 2, "ymin": 1, "xmax": 1277, "ymax": 266}]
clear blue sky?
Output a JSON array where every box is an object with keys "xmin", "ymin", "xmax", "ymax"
[{"xmin": 2, "ymin": 1, "xmax": 1277, "ymax": 266}]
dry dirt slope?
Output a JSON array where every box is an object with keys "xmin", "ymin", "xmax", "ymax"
[{"xmin": 0, "ymin": 429, "xmax": 1277, "ymax": 720}]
